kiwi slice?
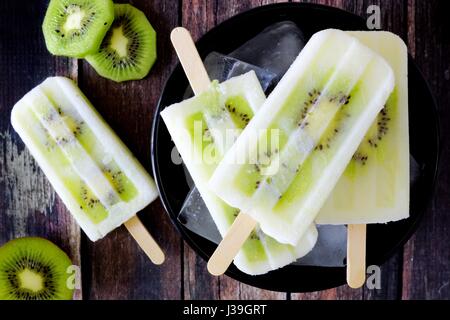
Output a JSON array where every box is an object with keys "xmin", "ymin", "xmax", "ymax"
[
  {"xmin": 85, "ymin": 4, "xmax": 157, "ymax": 82},
  {"xmin": 42, "ymin": 0, "xmax": 115, "ymax": 58},
  {"xmin": 351, "ymin": 103, "xmax": 392, "ymax": 166},
  {"xmin": 0, "ymin": 237, "xmax": 74, "ymax": 300},
  {"xmin": 225, "ymin": 96, "xmax": 254, "ymax": 128}
]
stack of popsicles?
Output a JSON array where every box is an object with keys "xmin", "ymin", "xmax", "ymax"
[
  {"xmin": 163, "ymin": 28, "xmax": 318, "ymax": 275},
  {"xmin": 163, "ymin": 27, "xmax": 408, "ymax": 287}
]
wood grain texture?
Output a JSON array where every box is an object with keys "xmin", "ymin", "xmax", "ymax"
[
  {"xmin": 78, "ymin": 0, "xmax": 182, "ymax": 299},
  {"xmin": 218, "ymin": 277, "xmax": 286, "ymax": 300},
  {"xmin": 0, "ymin": 0, "xmax": 82, "ymax": 299},
  {"xmin": 402, "ymin": 0, "xmax": 450, "ymax": 300}
]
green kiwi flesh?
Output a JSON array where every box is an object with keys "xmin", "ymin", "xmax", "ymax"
[
  {"xmin": 346, "ymin": 88, "xmax": 396, "ymax": 173},
  {"xmin": 42, "ymin": 0, "xmax": 115, "ymax": 58},
  {"xmin": 85, "ymin": 4, "xmax": 157, "ymax": 82},
  {"xmin": 0, "ymin": 237, "xmax": 74, "ymax": 300},
  {"xmin": 183, "ymin": 89, "xmax": 268, "ymax": 263}
]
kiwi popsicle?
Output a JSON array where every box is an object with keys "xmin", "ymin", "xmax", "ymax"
[
  {"xmin": 209, "ymin": 29, "xmax": 395, "ymax": 246},
  {"xmin": 161, "ymin": 71, "xmax": 318, "ymax": 275},
  {"xmin": 317, "ymin": 32, "xmax": 409, "ymax": 223},
  {"xmin": 11, "ymin": 77, "xmax": 159, "ymax": 244}
]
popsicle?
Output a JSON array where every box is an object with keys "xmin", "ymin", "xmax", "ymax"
[
  {"xmin": 209, "ymin": 29, "xmax": 395, "ymax": 246},
  {"xmin": 317, "ymin": 31, "xmax": 409, "ymax": 223},
  {"xmin": 11, "ymin": 77, "xmax": 164, "ymax": 264},
  {"xmin": 161, "ymin": 27, "xmax": 318, "ymax": 275},
  {"xmin": 316, "ymin": 31, "xmax": 409, "ymax": 287}
]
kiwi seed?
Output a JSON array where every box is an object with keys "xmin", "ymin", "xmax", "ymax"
[{"xmin": 352, "ymin": 104, "xmax": 392, "ymax": 165}]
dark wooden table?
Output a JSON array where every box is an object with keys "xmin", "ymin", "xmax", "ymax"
[{"xmin": 0, "ymin": 0, "xmax": 448, "ymax": 300}]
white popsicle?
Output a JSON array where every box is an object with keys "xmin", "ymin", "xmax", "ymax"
[
  {"xmin": 317, "ymin": 31, "xmax": 409, "ymax": 288},
  {"xmin": 316, "ymin": 31, "xmax": 409, "ymax": 224},
  {"xmin": 209, "ymin": 29, "xmax": 395, "ymax": 246},
  {"xmin": 11, "ymin": 77, "xmax": 164, "ymax": 264}
]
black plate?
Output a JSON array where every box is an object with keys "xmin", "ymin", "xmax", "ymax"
[{"xmin": 151, "ymin": 3, "xmax": 440, "ymax": 292}]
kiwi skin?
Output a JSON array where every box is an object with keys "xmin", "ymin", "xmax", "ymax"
[
  {"xmin": 0, "ymin": 237, "xmax": 74, "ymax": 300},
  {"xmin": 85, "ymin": 4, "xmax": 157, "ymax": 82},
  {"xmin": 42, "ymin": 0, "xmax": 115, "ymax": 58}
]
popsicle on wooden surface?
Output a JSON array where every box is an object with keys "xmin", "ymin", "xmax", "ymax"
[{"xmin": 11, "ymin": 77, "xmax": 164, "ymax": 264}]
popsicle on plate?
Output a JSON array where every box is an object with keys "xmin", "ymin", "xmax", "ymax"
[
  {"xmin": 209, "ymin": 29, "xmax": 395, "ymax": 245},
  {"xmin": 11, "ymin": 77, "xmax": 159, "ymax": 242},
  {"xmin": 161, "ymin": 71, "xmax": 318, "ymax": 275},
  {"xmin": 316, "ymin": 31, "xmax": 409, "ymax": 224}
]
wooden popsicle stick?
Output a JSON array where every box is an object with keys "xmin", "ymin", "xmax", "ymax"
[
  {"xmin": 125, "ymin": 216, "xmax": 165, "ymax": 265},
  {"xmin": 170, "ymin": 27, "xmax": 257, "ymax": 276},
  {"xmin": 346, "ymin": 224, "xmax": 366, "ymax": 288},
  {"xmin": 207, "ymin": 213, "xmax": 257, "ymax": 276},
  {"xmin": 170, "ymin": 27, "xmax": 211, "ymax": 94}
]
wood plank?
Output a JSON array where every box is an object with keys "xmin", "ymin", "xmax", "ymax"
[
  {"xmin": 79, "ymin": 0, "xmax": 182, "ymax": 299},
  {"xmin": 182, "ymin": 0, "xmax": 217, "ymax": 42},
  {"xmin": 0, "ymin": 0, "xmax": 82, "ymax": 299},
  {"xmin": 183, "ymin": 245, "xmax": 220, "ymax": 299},
  {"xmin": 218, "ymin": 276, "xmax": 286, "ymax": 300},
  {"xmin": 181, "ymin": 0, "xmax": 286, "ymax": 300},
  {"xmin": 402, "ymin": 0, "xmax": 450, "ymax": 299},
  {"xmin": 215, "ymin": 0, "xmax": 286, "ymax": 24}
]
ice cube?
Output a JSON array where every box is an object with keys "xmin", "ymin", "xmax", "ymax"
[
  {"xmin": 205, "ymin": 52, "xmax": 278, "ymax": 91},
  {"xmin": 178, "ymin": 187, "xmax": 222, "ymax": 243},
  {"xmin": 230, "ymin": 21, "xmax": 307, "ymax": 76},
  {"xmin": 184, "ymin": 52, "xmax": 278, "ymax": 98}
]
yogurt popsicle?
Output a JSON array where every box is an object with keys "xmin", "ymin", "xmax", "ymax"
[
  {"xmin": 11, "ymin": 77, "xmax": 163, "ymax": 263},
  {"xmin": 161, "ymin": 71, "xmax": 318, "ymax": 275},
  {"xmin": 316, "ymin": 31, "xmax": 409, "ymax": 224},
  {"xmin": 209, "ymin": 29, "xmax": 395, "ymax": 245}
]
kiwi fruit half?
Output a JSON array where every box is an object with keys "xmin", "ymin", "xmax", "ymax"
[
  {"xmin": 85, "ymin": 4, "xmax": 157, "ymax": 82},
  {"xmin": 42, "ymin": 0, "xmax": 115, "ymax": 58},
  {"xmin": 0, "ymin": 237, "xmax": 74, "ymax": 300}
]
